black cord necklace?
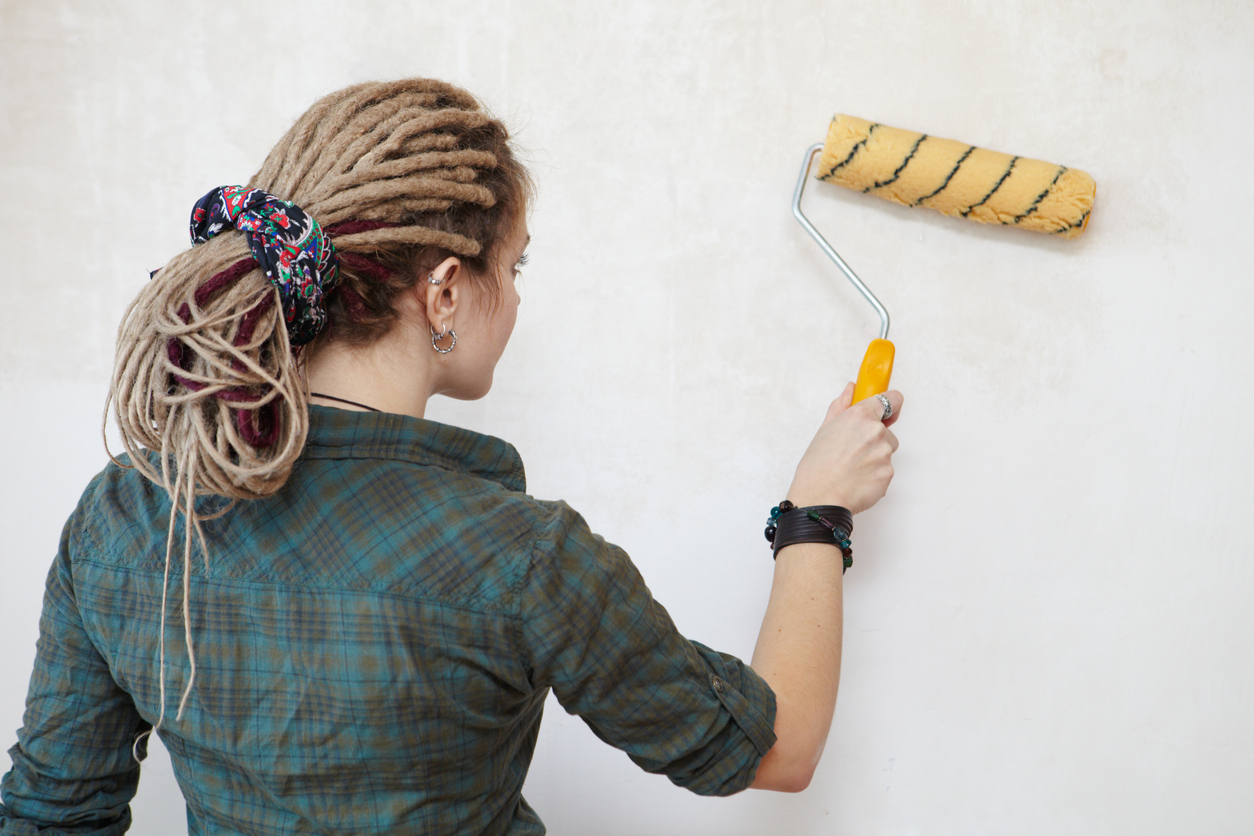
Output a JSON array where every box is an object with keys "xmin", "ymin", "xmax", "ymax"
[{"xmin": 309, "ymin": 392, "xmax": 382, "ymax": 413}]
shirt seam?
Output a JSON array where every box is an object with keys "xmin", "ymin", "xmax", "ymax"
[
  {"xmin": 510, "ymin": 510, "xmax": 548, "ymax": 678},
  {"xmin": 70, "ymin": 552, "xmax": 529, "ymax": 621},
  {"xmin": 300, "ymin": 444, "xmax": 523, "ymax": 493}
]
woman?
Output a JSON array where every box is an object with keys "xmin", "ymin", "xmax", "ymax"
[{"xmin": 0, "ymin": 79, "xmax": 901, "ymax": 835}]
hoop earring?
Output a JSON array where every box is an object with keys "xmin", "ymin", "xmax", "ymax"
[
  {"xmin": 431, "ymin": 323, "xmax": 457, "ymax": 354},
  {"xmin": 427, "ymin": 272, "xmax": 443, "ymax": 285}
]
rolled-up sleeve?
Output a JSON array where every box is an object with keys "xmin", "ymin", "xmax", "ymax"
[
  {"xmin": 0, "ymin": 518, "xmax": 149, "ymax": 836},
  {"xmin": 518, "ymin": 502, "xmax": 776, "ymax": 796}
]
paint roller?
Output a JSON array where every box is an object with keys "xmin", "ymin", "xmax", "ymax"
[{"xmin": 793, "ymin": 114, "xmax": 1096, "ymax": 404}]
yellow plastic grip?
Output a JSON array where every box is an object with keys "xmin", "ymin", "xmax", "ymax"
[{"xmin": 852, "ymin": 338, "xmax": 895, "ymax": 405}]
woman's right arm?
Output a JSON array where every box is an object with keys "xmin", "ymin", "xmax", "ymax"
[
  {"xmin": 749, "ymin": 384, "xmax": 903, "ymax": 792},
  {"xmin": 0, "ymin": 512, "xmax": 149, "ymax": 833}
]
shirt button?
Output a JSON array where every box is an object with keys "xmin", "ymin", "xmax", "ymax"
[{"xmin": 712, "ymin": 676, "xmax": 724, "ymax": 693}]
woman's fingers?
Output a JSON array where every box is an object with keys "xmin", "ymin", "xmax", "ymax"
[
  {"xmin": 882, "ymin": 390, "xmax": 903, "ymax": 426},
  {"xmin": 789, "ymin": 387, "xmax": 903, "ymax": 514},
  {"xmin": 860, "ymin": 389, "xmax": 904, "ymax": 426}
]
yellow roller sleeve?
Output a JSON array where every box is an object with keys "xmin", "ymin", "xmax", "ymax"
[
  {"xmin": 819, "ymin": 115, "xmax": 1095, "ymax": 239},
  {"xmin": 852, "ymin": 338, "xmax": 895, "ymax": 405}
]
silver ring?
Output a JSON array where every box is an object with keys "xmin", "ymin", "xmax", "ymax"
[{"xmin": 876, "ymin": 393, "xmax": 892, "ymax": 420}]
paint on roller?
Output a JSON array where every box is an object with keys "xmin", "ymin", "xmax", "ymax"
[{"xmin": 818, "ymin": 115, "xmax": 1095, "ymax": 238}]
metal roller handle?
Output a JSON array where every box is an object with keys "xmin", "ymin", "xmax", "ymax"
[{"xmin": 791, "ymin": 143, "xmax": 891, "ymax": 341}]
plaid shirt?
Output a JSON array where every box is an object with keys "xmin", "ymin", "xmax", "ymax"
[{"xmin": 2, "ymin": 407, "xmax": 776, "ymax": 835}]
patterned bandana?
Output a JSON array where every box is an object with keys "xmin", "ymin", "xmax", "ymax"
[{"xmin": 190, "ymin": 186, "xmax": 339, "ymax": 346}]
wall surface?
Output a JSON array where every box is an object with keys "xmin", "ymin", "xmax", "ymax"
[{"xmin": 2, "ymin": 1, "xmax": 1251, "ymax": 833}]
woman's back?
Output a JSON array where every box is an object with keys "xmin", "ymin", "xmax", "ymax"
[{"xmin": 21, "ymin": 407, "xmax": 773, "ymax": 834}]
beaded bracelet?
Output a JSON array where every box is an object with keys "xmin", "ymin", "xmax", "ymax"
[{"xmin": 765, "ymin": 500, "xmax": 854, "ymax": 572}]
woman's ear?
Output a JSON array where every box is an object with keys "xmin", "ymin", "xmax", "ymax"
[{"xmin": 422, "ymin": 256, "xmax": 465, "ymax": 331}]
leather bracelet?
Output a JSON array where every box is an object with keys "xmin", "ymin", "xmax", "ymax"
[{"xmin": 766, "ymin": 502, "xmax": 854, "ymax": 571}]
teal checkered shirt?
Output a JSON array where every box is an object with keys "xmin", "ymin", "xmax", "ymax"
[{"xmin": 2, "ymin": 406, "xmax": 776, "ymax": 835}]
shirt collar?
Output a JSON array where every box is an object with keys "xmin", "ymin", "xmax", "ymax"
[{"xmin": 303, "ymin": 405, "xmax": 527, "ymax": 493}]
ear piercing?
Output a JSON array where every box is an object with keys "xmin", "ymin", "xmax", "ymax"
[{"xmin": 431, "ymin": 323, "xmax": 457, "ymax": 354}]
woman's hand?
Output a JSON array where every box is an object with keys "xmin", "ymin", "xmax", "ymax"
[{"xmin": 786, "ymin": 383, "xmax": 903, "ymax": 515}]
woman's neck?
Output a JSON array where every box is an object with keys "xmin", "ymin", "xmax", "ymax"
[{"xmin": 304, "ymin": 327, "xmax": 435, "ymax": 419}]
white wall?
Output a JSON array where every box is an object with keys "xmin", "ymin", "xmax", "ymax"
[{"xmin": 2, "ymin": 1, "xmax": 1251, "ymax": 833}]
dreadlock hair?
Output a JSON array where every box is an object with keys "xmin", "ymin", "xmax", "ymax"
[{"xmin": 106, "ymin": 79, "xmax": 532, "ymax": 730}]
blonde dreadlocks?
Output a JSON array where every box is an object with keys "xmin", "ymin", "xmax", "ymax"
[{"xmin": 106, "ymin": 79, "xmax": 532, "ymax": 727}]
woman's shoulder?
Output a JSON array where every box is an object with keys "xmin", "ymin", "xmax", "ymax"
[{"xmin": 56, "ymin": 453, "xmax": 170, "ymax": 564}]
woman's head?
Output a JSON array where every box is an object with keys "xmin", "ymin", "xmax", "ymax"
[
  {"xmin": 257, "ymin": 79, "xmax": 534, "ymax": 346},
  {"xmin": 111, "ymin": 78, "xmax": 533, "ymax": 501}
]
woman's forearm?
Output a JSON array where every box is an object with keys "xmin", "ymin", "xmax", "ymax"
[
  {"xmin": 747, "ymin": 386, "xmax": 901, "ymax": 791},
  {"xmin": 748, "ymin": 540, "xmax": 844, "ymax": 792}
]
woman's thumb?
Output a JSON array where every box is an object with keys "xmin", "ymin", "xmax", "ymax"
[{"xmin": 822, "ymin": 382, "xmax": 856, "ymax": 425}]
